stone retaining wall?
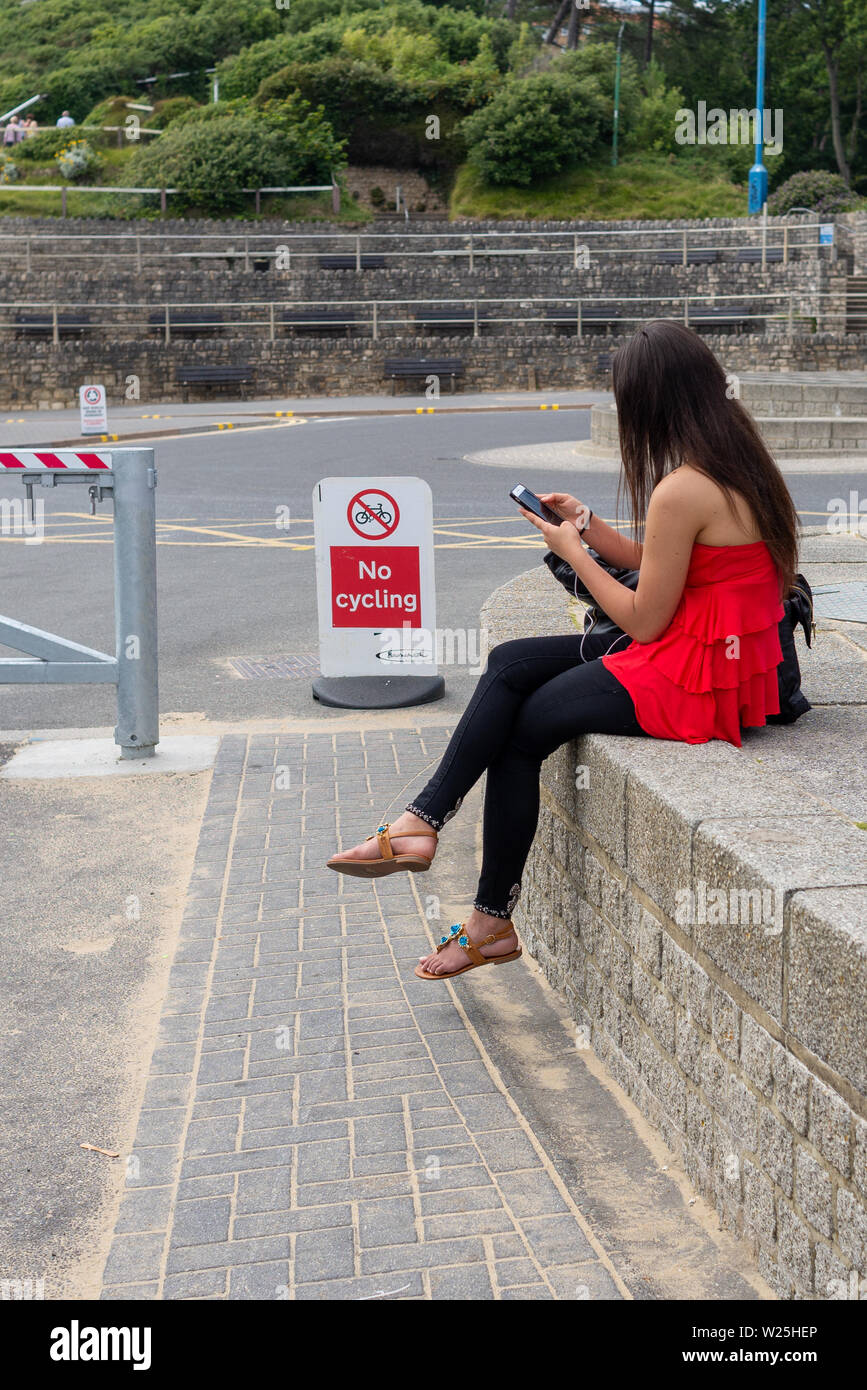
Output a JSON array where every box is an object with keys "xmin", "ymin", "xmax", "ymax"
[
  {"xmin": 6, "ymin": 332, "xmax": 867, "ymax": 409},
  {"xmin": 590, "ymin": 378, "xmax": 867, "ymax": 454},
  {"xmin": 480, "ymin": 550, "xmax": 867, "ymax": 1300}
]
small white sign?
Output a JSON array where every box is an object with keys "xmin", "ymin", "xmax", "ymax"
[
  {"xmin": 79, "ymin": 384, "xmax": 107, "ymax": 435},
  {"xmin": 819, "ymin": 223, "xmax": 834, "ymax": 246},
  {"xmin": 313, "ymin": 476, "xmax": 438, "ymax": 678}
]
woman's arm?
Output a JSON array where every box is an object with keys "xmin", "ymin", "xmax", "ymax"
[
  {"xmin": 539, "ymin": 492, "xmax": 643, "ymax": 569},
  {"xmin": 524, "ymin": 476, "xmax": 700, "ymax": 644}
]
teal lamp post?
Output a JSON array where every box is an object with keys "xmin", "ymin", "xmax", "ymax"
[
  {"xmin": 748, "ymin": 0, "xmax": 768, "ymax": 213},
  {"xmin": 612, "ymin": 21, "xmax": 626, "ymax": 167}
]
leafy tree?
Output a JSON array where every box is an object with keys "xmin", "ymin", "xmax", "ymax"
[
  {"xmin": 626, "ymin": 60, "xmax": 685, "ymax": 154},
  {"xmin": 461, "ymin": 71, "xmax": 607, "ymax": 186},
  {"xmin": 126, "ymin": 96, "xmax": 344, "ymax": 210}
]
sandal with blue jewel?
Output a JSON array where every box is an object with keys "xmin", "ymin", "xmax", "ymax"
[{"xmin": 414, "ymin": 919, "xmax": 522, "ymax": 981}]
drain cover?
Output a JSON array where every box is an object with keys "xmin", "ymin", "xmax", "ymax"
[
  {"xmin": 228, "ymin": 653, "xmax": 320, "ymax": 679},
  {"xmin": 811, "ymin": 582, "xmax": 867, "ymax": 624}
]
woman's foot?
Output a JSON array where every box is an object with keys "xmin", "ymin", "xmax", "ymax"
[
  {"xmin": 418, "ymin": 909, "xmax": 519, "ymax": 977},
  {"xmin": 328, "ymin": 811, "xmax": 438, "ymax": 869}
]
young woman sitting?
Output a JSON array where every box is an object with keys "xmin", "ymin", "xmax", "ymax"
[{"xmin": 327, "ymin": 321, "xmax": 800, "ymax": 981}]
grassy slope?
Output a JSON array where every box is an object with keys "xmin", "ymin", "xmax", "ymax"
[{"xmin": 450, "ymin": 154, "xmax": 748, "ymax": 221}]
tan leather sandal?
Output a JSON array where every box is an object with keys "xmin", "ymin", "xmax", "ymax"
[
  {"xmin": 414, "ymin": 921, "xmax": 522, "ymax": 980},
  {"xmin": 326, "ymin": 821, "xmax": 438, "ymax": 879}
]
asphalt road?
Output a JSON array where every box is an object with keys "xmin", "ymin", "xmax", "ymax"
[{"xmin": 0, "ymin": 406, "xmax": 861, "ymax": 729}]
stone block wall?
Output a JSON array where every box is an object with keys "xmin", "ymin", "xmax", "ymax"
[
  {"xmin": 4, "ymin": 331, "xmax": 867, "ymax": 409},
  {"xmin": 0, "ymin": 211, "xmax": 862, "ymax": 406},
  {"xmin": 481, "ymin": 562, "xmax": 867, "ymax": 1301}
]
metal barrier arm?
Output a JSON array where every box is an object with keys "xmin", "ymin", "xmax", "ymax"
[
  {"xmin": 0, "ymin": 447, "xmax": 159, "ymax": 757},
  {"xmin": 0, "ymin": 617, "xmax": 116, "ymax": 683}
]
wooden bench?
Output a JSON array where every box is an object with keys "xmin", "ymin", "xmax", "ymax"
[
  {"xmin": 279, "ymin": 309, "xmax": 359, "ymax": 333},
  {"xmin": 383, "ymin": 358, "xmax": 464, "ymax": 394},
  {"xmin": 175, "ymin": 364, "xmax": 256, "ymax": 400},
  {"xmin": 656, "ymin": 249, "xmax": 719, "ymax": 265},
  {"xmin": 735, "ymin": 246, "xmax": 784, "ymax": 264},
  {"xmin": 15, "ymin": 312, "xmax": 91, "ymax": 337},
  {"xmin": 545, "ymin": 306, "xmax": 626, "ymax": 332},
  {"xmin": 318, "ymin": 254, "xmax": 386, "ymax": 270},
  {"xmin": 688, "ymin": 303, "xmax": 754, "ymax": 330},
  {"xmin": 149, "ymin": 310, "xmax": 226, "ymax": 335},
  {"xmin": 413, "ymin": 307, "xmax": 489, "ymax": 332}
]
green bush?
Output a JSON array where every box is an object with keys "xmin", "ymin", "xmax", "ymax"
[
  {"xmin": 126, "ymin": 98, "xmax": 344, "ymax": 211},
  {"xmin": 83, "ymin": 95, "xmax": 142, "ymax": 126},
  {"xmin": 461, "ymin": 73, "xmax": 606, "ymax": 187},
  {"xmin": 0, "ymin": 153, "xmax": 19, "ymax": 184},
  {"xmin": 12, "ymin": 128, "xmax": 71, "ymax": 162},
  {"xmin": 148, "ymin": 96, "xmax": 203, "ymax": 129},
  {"xmin": 767, "ymin": 169, "xmax": 861, "ymax": 216}
]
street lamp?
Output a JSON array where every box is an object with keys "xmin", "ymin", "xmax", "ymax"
[
  {"xmin": 612, "ymin": 21, "xmax": 626, "ymax": 167},
  {"xmin": 748, "ymin": 0, "xmax": 768, "ymax": 213}
]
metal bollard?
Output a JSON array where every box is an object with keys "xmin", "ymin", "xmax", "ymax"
[{"xmin": 111, "ymin": 450, "xmax": 159, "ymax": 757}]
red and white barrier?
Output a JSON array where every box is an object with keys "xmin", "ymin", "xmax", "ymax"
[{"xmin": 0, "ymin": 450, "xmax": 112, "ymax": 471}]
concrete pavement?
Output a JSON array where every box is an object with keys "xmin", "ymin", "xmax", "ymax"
[{"xmin": 1, "ymin": 390, "xmax": 612, "ymax": 450}]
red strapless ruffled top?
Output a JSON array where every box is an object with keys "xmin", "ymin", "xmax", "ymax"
[{"xmin": 601, "ymin": 541, "xmax": 784, "ymax": 746}]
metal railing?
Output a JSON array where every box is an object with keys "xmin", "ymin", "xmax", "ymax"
[
  {"xmin": 0, "ymin": 448, "xmax": 158, "ymax": 757},
  {"xmin": 0, "ymin": 220, "xmax": 832, "ymax": 267},
  {"xmin": 0, "ymin": 122, "xmax": 163, "ymax": 142},
  {"xmin": 0, "ymin": 290, "xmax": 857, "ymax": 343},
  {"xmin": 0, "ymin": 182, "xmax": 341, "ymax": 217}
]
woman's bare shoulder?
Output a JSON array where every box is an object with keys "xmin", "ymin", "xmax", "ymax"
[{"xmin": 653, "ymin": 466, "xmax": 715, "ymax": 498}]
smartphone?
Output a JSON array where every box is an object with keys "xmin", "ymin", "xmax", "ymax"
[{"xmin": 509, "ymin": 484, "xmax": 563, "ymax": 526}]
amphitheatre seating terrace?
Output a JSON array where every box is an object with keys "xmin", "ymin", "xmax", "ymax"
[
  {"xmin": 0, "ymin": 215, "xmax": 859, "ymax": 405},
  {"xmin": 383, "ymin": 356, "xmax": 464, "ymax": 392}
]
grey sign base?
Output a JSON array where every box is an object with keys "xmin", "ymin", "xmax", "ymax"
[{"xmin": 312, "ymin": 675, "xmax": 445, "ymax": 709}]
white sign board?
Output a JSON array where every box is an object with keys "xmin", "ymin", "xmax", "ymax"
[
  {"xmin": 313, "ymin": 476, "xmax": 438, "ymax": 678},
  {"xmin": 79, "ymin": 384, "xmax": 107, "ymax": 435},
  {"xmin": 819, "ymin": 223, "xmax": 834, "ymax": 246}
]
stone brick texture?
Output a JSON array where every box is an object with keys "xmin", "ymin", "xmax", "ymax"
[
  {"xmin": 482, "ymin": 565, "xmax": 867, "ymax": 1303},
  {"xmin": 0, "ymin": 211, "xmax": 862, "ymax": 408}
]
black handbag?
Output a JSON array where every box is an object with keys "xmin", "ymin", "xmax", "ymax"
[{"xmin": 543, "ymin": 549, "xmax": 813, "ymax": 723}]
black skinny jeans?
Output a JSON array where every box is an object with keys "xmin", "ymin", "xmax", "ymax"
[{"xmin": 407, "ymin": 636, "xmax": 645, "ymax": 919}]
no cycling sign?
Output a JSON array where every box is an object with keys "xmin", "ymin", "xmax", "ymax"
[{"xmin": 312, "ymin": 476, "xmax": 443, "ymax": 708}]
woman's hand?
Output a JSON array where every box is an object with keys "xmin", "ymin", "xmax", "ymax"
[
  {"xmin": 539, "ymin": 492, "xmax": 591, "ymax": 531},
  {"xmin": 519, "ymin": 508, "xmax": 584, "ymax": 563}
]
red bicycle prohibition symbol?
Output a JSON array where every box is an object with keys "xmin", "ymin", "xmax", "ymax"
[{"xmin": 347, "ymin": 488, "xmax": 400, "ymax": 539}]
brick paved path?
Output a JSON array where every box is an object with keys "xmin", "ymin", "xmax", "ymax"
[{"xmin": 100, "ymin": 729, "xmax": 631, "ymax": 1301}]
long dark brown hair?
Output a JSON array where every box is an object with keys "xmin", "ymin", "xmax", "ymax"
[{"xmin": 611, "ymin": 321, "xmax": 799, "ymax": 594}]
